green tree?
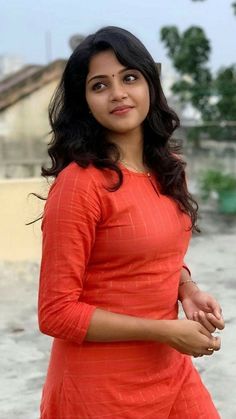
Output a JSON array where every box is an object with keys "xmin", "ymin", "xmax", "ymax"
[
  {"xmin": 233, "ymin": 2, "xmax": 236, "ymax": 15},
  {"xmin": 160, "ymin": 26, "xmax": 212, "ymax": 117},
  {"xmin": 161, "ymin": 24, "xmax": 236, "ymax": 143}
]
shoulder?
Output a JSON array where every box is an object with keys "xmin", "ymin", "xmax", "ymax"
[
  {"xmin": 43, "ymin": 162, "xmax": 103, "ymax": 227},
  {"xmin": 46, "ymin": 162, "xmax": 107, "ymax": 216},
  {"xmin": 57, "ymin": 161, "xmax": 99, "ymax": 183},
  {"xmin": 50, "ymin": 161, "xmax": 103, "ymax": 194}
]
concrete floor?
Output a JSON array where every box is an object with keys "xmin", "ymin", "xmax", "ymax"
[{"xmin": 0, "ymin": 226, "xmax": 235, "ymax": 418}]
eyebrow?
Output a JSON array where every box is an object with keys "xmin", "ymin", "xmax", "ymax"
[{"xmin": 87, "ymin": 67, "xmax": 135, "ymax": 84}]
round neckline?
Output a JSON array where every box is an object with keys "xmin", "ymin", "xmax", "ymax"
[{"xmin": 118, "ymin": 161, "xmax": 152, "ymax": 177}]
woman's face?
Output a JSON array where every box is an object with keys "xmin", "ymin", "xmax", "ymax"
[{"xmin": 85, "ymin": 50, "xmax": 150, "ymax": 135}]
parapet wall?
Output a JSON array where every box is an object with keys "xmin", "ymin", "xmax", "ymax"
[
  {"xmin": 0, "ymin": 178, "xmax": 50, "ymax": 261},
  {"xmin": 1, "ymin": 167, "xmax": 235, "ymax": 262}
]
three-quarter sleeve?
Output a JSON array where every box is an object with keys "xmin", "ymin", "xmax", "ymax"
[
  {"xmin": 182, "ymin": 262, "xmax": 191, "ymax": 277},
  {"xmin": 38, "ymin": 163, "xmax": 101, "ymax": 344}
]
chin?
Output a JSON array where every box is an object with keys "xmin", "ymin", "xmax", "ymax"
[
  {"xmin": 107, "ymin": 122, "xmax": 141, "ymax": 134},
  {"xmin": 109, "ymin": 128, "xmax": 137, "ymax": 135}
]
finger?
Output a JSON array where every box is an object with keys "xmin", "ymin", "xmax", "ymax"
[
  {"xmin": 193, "ymin": 311, "xmax": 208, "ymax": 330},
  {"xmin": 204, "ymin": 297, "xmax": 222, "ymax": 320},
  {"xmin": 206, "ymin": 313, "xmax": 225, "ymax": 330},
  {"xmin": 193, "ymin": 311, "xmax": 199, "ymax": 322},
  {"xmin": 205, "ymin": 336, "xmax": 221, "ymax": 354},
  {"xmin": 213, "ymin": 306, "xmax": 223, "ymax": 320},
  {"xmin": 198, "ymin": 311, "xmax": 216, "ymax": 333},
  {"xmin": 193, "ymin": 311, "xmax": 198, "ymax": 322},
  {"xmin": 201, "ymin": 348, "xmax": 214, "ymax": 356},
  {"xmin": 198, "ymin": 335, "xmax": 221, "ymax": 356},
  {"xmin": 198, "ymin": 322, "xmax": 213, "ymax": 338},
  {"xmin": 193, "ymin": 312, "xmax": 214, "ymax": 337},
  {"xmin": 212, "ymin": 336, "xmax": 221, "ymax": 351}
]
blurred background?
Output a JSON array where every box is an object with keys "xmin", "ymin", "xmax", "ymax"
[{"xmin": 0, "ymin": 0, "xmax": 235, "ymax": 418}]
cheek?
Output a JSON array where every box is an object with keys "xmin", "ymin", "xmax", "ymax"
[
  {"xmin": 139, "ymin": 86, "xmax": 150, "ymax": 115},
  {"xmin": 86, "ymin": 93, "xmax": 106, "ymax": 115},
  {"xmin": 85, "ymin": 91, "xmax": 94, "ymax": 112},
  {"xmin": 86, "ymin": 95, "xmax": 109, "ymax": 126},
  {"xmin": 85, "ymin": 89, "xmax": 90, "ymax": 105}
]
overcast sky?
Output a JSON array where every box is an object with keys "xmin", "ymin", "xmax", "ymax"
[{"xmin": 1, "ymin": 0, "xmax": 236, "ymax": 74}]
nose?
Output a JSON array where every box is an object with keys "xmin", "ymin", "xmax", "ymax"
[{"xmin": 110, "ymin": 80, "xmax": 128, "ymax": 101}]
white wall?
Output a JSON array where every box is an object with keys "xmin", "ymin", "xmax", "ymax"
[
  {"xmin": 0, "ymin": 178, "xmax": 50, "ymax": 261},
  {"xmin": 2, "ymin": 80, "xmax": 58, "ymax": 143}
]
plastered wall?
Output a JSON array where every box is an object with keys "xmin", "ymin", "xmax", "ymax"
[{"xmin": 0, "ymin": 178, "xmax": 51, "ymax": 261}]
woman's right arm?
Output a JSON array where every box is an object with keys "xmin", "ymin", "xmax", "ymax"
[{"xmin": 85, "ymin": 307, "xmax": 221, "ymax": 356}]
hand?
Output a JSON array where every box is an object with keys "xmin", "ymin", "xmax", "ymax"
[
  {"xmin": 181, "ymin": 289, "xmax": 225, "ymax": 333},
  {"xmin": 165, "ymin": 319, "xmax": 221, "ymax": 357}
]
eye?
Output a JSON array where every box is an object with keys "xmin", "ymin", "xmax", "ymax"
[
  {"xmin": 92, "ymin": 82, "xmax": 106, "ymax": 91},
  {"xmin": 124, "ymin": 74, "xmax": 138, "ymax": 82}
]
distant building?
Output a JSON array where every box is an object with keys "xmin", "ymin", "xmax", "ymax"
[
  {"xmin": 0, "ymin": 54, "xmax": 25, "ymax": 81},
  {"xmin": 0, "ymin": 59, "xmax": 66, "ymax": 178}
]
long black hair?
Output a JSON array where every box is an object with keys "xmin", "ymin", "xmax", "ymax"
[{"xmin": 29, "ymin": 25, "xmax": 199, "ymax": 231}]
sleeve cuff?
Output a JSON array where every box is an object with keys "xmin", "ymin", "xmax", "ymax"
[{"xmin": 182, "ymin": 264, "xmax": 191, "ymax": 277}]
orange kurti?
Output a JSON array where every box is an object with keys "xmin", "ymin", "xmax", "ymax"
[{"xmin": 38, "ymin": 161, "xmax": 219, "ymax": 418}]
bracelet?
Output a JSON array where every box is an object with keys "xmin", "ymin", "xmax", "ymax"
[{"xmin": 179, "ymin": 279, "xmax": 197, "ymax": 287}]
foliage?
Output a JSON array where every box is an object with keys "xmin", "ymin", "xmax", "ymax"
[
  {"xmin": 200, "ymin": 170, "xmax": 236, "ymax": 199},
  {"xmin": 214, "ymin": 66, "xmax": 236, "ymax": 120},
  {"xmin": 233, "ymin": 2, "xmax": 236, "ymax": 15},
  {"xmin": 160, "ymin": 26, "xmax": 212, "ymax": 118},
  {"xmin": 160, "ymin": 24, "xmax": 236, "ymax": 143},
  {"xmin": 160, "ymin": 26, "xmax": 211, "ymax": 76}
]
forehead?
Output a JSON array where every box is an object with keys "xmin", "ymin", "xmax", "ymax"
[{"xmin": 87, "ymin": 50, "xmax": 125, "ymax": 77}]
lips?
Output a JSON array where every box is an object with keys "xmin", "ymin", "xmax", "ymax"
[{"xmin": 110, "ymin": 105, "xmax": 133, "ymax": 113}]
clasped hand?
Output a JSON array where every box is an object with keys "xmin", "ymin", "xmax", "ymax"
[{"xmin": 181, "ymin": 289, "xmax": 225, "ymax": 357}]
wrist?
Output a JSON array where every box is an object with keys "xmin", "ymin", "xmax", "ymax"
[
  {"xmin": 144, "ymin": 319, "xmax": 176, "ymax": 344},
  {"xmin": 179, "ymin": 281, "xmax": 199, "ymax": 301}
]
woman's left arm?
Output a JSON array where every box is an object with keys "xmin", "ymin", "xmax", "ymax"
[{"xmin": 178, "ymin": 267, "xmax": 225, "ymax": 332}]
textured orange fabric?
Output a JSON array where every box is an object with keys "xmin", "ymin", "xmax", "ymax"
[{"xmin": 38, "ymin": 161, "xmax": 219, "ymax": 418}]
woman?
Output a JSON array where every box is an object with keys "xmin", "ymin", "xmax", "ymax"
[{"xmin": 38, "ymin": 26, "xmax": 224, "ymax": 418}]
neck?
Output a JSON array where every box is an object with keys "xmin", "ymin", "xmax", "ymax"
[{"xmin": 107, "ymin": 126, "xmax": 144, "ymax": 166}]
